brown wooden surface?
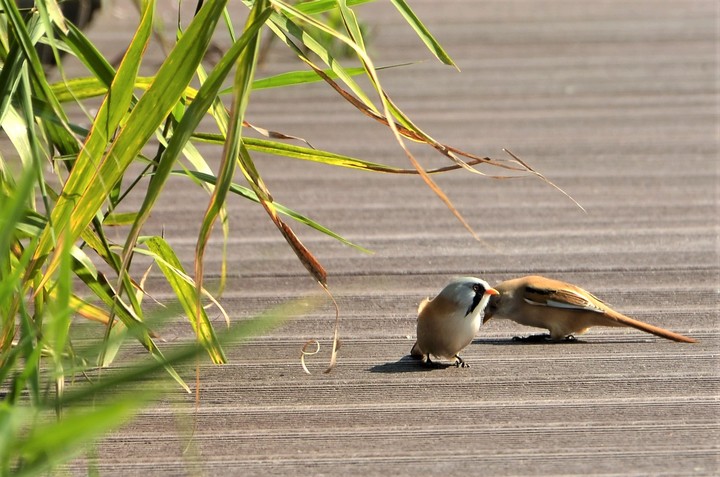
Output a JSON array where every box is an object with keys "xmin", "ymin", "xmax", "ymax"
[{"xmin": 60, "ymin": 1, "xmax": 717, "ymax": 475}]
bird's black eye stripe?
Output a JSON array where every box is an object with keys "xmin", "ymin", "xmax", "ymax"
[{"xmin": 467, "ymin": 283, "xmax": 485, "ymax": 315}]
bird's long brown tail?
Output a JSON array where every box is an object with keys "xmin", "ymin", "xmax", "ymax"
[{"xmin": 606, "ymin": 310, "xmax": 696, "ymax": 343}]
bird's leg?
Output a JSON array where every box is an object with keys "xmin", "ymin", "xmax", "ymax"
[
  {"xmin": 512, "ymin": 333, "xmax": 552, "ymax": 343},
  {"xmin": 454, "ymin": 355, "xmax": 469, "ymax": 368},
  {"xmin": 420, "ymin": 355, "xmax": 446, "ymax": 369}
]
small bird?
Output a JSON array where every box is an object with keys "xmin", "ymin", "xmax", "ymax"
[
  {"xmin": 484, "ymin": 275, "xmax": 696, "ymax": 343},
  {"xmin": 410, "ymin": 277, "xmax": 499, "ymax": 367}
]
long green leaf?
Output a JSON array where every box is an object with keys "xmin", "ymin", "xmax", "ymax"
[
  {"xmin": 13, "ymin": 398, "xmax": 148, "ymax": 477},
  {"xmin": 337, "ymin": 0, "xmax": 366, "ymax": 52},
  {"xmin": 61, "ymin": 22, "xmax": 117, "ymax": 86},
  {"xmin": 55, "ymin": 296, "xmax": 317, "ymax": 413},
  {"xmin": 295, "ymin": 0, "xmax": 375, "ymax": 15},
  {"xmin": 34, "ymin": 0, "xmax": 68, "ymax": 73},
  {"xmin": 146, "ymin": 237, "xmax": 226, "ymax": 364},
  {"xmin": 193, "ymin": 133, "xmax": 452, "ymax": 174},
  {"xmin": 389, "ymin": 0, "xmax": 458, "ymax": 69},
  {"xmin": 0, "ymin": 1, "xmax": 44, "ymax": 123},
  {"xmin": 49, "ymin": 63, "xmax": 411, "ymax": 102},
  {"xmin": 0, "ymin": 44, "xmax": 24, "ymax": 128},
  {"xmin": 50, "ymin": 76, "xmax": 134, "ymax": 102},
  {"xmin": 195, "ymin": 0, "xmax": 268, "ymax": 313},
  {"xmin": 0, "ymin": 169, "xmax": 35, "ymax": 280},
  {"xmin": 252, "ymin": 67, "xmax": 366, "ymax": 90},
  {"xmin": 0, "ymin": 107, "xmax": 32, "ymax": 166},
  {"xmin": 0, "ymin": 165, "xmax": 37, "ymax": 353}
]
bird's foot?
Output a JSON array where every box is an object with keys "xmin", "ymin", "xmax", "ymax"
[
  {"xmin": 420, "ymin": 356, "xmax": 444, "ymax": 369},
  {"xmin": 512, "ymin": 333, "xmax": 551, "ymax": 343},
  {"xmin": 453, "ymin": 355, "xmax": 469, "ymax": 368}
]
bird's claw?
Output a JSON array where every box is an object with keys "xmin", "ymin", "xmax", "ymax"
[
  {"xmin": 454, "ymin": 355, "xmax": 469, "ymax": 368},
  {"xmin": 420, "ymin": 356, "xmax": 443, "ymax": 369}
]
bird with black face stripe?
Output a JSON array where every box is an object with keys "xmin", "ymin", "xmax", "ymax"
[{"xmin": 410, "ymin": 277, "xmax": 499, "ymax": 367}]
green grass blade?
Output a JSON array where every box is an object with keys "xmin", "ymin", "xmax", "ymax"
[
  {"xmin": 145, "ymin": 237, "xmax": 226, "ymax": 364},
  {"xmin": 252, "ymin": 66, "xmax": 364, "ymax": 90},
  {"xmin": 172, "ymin": 169, "xmax": 372, "ymax": 254},
  {"xmin": 34, "ymin": 0, "xmax": 68, "ymax": 71},
  {"xmin": 61, "ymin": 22, "xmax": 117, "ymax": 86},
  {"xmin": 12, "ymin": 398, "xmax": 149, "ymax": 477},
  {"xmin": 337, "ymin": 0, "xmax": 366, "ymax": 51},
  {"xmin": 389, "ymin": 0, "xmax": 458, "ymax": 69},
  {"xmin": 0, "ymin": 169, "xmax": 35, "ymax": 279},
  {"xmin": 295, "ymin": 0, "xmax": 375, "ymax": 15},
  {"xmin": 0, "ymin": 107, "xmax": 33, "ymax": 166},
  {"xmin": 15, "ymin": 300, "xmax": 43, "ymax": 405},
  {"xmin": 0, "ymin": 238, "xmax": 37, "ymax": 338},
  {"xmin": 0, "ymin": 165, "xmax": 37, "ymax": 353},
  {"xmin": 250, "ymin": 63, "xmax": 412, "ymax": 90},
  {"xmin": 0, "ymin": 1, "xmax": 45, "ymax": 118},
  {"xmin": 193, "ymin": 133, "xmax": 434, "ymax": 174},
  {"xmin": 266, "ymin": 7, "xmax": 378, "ymax": 113},
  {"xmin": 103, "ymin": 212, "xmax": 139, "ymax": 226},
  {"xmin": 45, "ymin": 228, "xmax": 73, "ymax": 418},
  {"xmin": 0, "ymin": 44, "xmax": 24, "ymax": 127},
  {"xmin": 38, "ymin": 0, "xmax": 68, "ymax": 34},
  {"xmin": 49, "ymin": 76, "xmax": 126, "ymax": 103},
  {"xmin": 195, "ymin": 0, "xmax": 268, "ymax": 310}
]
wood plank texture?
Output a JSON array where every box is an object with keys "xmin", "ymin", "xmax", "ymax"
[{"xmin": 59, "ymin": 1, "xmax": 718, "ymax": 475}]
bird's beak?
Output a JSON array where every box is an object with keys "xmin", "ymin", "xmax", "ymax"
[{"xmin": 482, "ymin": 288, "xmax": 500, "ymax": 324}]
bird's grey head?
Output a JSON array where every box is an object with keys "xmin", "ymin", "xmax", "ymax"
[{"xmin": 441, "ymin": 277, "xmax": 499, "ymax": 317}]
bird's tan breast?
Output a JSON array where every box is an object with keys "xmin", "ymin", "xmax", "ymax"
[{"xmin": 416, "ymin": 296, "xmax": 479, "ymax": 359}]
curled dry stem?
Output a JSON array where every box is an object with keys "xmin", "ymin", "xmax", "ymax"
[{"xmin": 300, "ymin": 282, "xmax": 341, "ymax": 374}]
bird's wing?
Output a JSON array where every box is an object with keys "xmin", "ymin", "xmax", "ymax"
[{"xmin": 524, "ymin": 284, "xmax": 605, "ymax": 313}]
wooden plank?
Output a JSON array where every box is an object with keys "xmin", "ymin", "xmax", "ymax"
[{"xmin": 60, "ymin": 0, "xmax": 718, "ymax": 475}]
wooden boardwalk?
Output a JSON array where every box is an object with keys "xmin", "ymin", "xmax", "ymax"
[{"xmin": 65, "ymin": 1, "xmax": 717, "ymax": 475}]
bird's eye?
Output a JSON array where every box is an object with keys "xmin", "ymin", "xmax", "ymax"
[{"xmin": 472, "ymin": 283, "xmax": 482, "ymax": 292}]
